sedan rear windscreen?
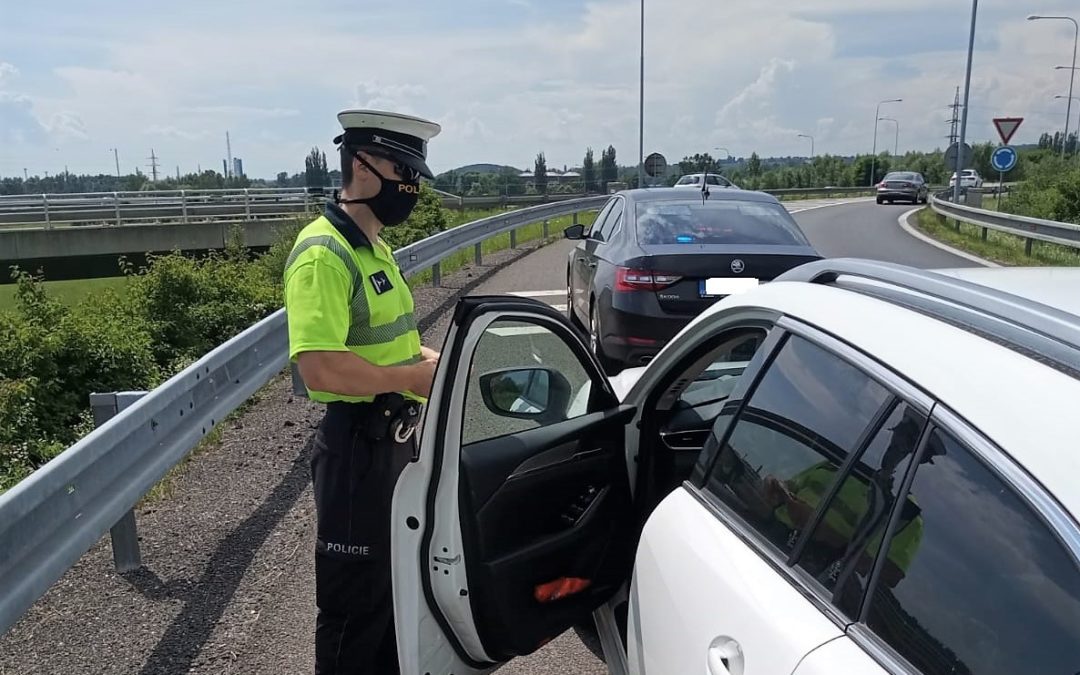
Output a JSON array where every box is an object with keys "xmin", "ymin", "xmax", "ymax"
[{"xmin": 636, "ymin": 200, "xmax": 810, "ymax": 246}]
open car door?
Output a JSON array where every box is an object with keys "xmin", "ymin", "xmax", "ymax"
[{"xmin": 392, "ymin": 296, "xmax": 636, "ymax": 674}]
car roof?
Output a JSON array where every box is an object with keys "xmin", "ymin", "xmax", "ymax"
[
  {"xmin": 936, "ymin": 267, "xmax": 1080, "ymax": 318},
  {"xmin": 708, "ymin": 270, "xmax": 1080, "ymax": 518},
  {"xmin": 616, "ymin": 188, "xmax": 779, "ymax": 205}
]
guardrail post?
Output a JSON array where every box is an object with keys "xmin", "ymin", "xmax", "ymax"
[
  {"xmin": 43, "ymin": 194, "xmax": 51, "ymax": 229},
  {"xmin": 509, "ymin": 229, "xmax": 517, "ymax": 249},
  {"xmin": 573, "ymin": 212, "xmax": 579, "ymax": 227},
  {"xmin": 244, "ymin": 189, "xmax": 252, "ymax": 220},
  {"xmin": 290, "ymin": 362, "xmax": 307, "ymax": 396},
  {"xmin": 181, "ymin": 189, "xmax": 188, "ymax": 224},
  {"xmin": 89, "ymin": 390, "xmax": 150, "ymax": 572},
  {"xmin": 543, "ymin": 219, "xmax": 550, "ymax": 239},
  {"xmin": 432, "ymin": 261, "xmax": 441, "ymax": 287},
  {"xmin": 1025, "ymin": 238, "xmax": 1034, "ymax": 256},
  {"xmin": 474, "ymin": 243, "xmax": 483, "ymax": 266},
  {"xmin": 113, "ymin": 192, "xmax": 121, "ymax": 226},
  {"xmin": 981, "ymin": 227, "xmax": 988, "ymax": 241}
]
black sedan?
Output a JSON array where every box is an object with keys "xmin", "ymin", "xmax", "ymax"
[{"xmin": 564, "ymin": 189, "xmax": 822, "ymax": 372}]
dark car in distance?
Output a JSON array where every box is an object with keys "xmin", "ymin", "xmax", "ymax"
[
  {"xmin": 876, "ymin": 171, "xmax": 929, "ymax": 205},
  {"xmin": 564, "ymin": 189, "xmax": 822, "ymax": 372}
]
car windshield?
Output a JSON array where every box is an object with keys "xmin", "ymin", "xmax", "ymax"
[
  {"xmin": 635, "ymin": 200, "xmax": 810, "ymax": 246},
  {"xmin": 885, "ymin": 172, "xmax": 917, "ymax": 181}
]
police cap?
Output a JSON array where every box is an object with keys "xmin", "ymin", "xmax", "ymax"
[{"xmin": 334, "ymin": 109, "xmax": 441, "ymax": 180}]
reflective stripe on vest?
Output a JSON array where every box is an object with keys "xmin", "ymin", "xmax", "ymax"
[{"xmin": 286, "ymin": 217, "xmax": 421, "ymax": 393}]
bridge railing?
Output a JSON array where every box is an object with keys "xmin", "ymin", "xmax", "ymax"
[
  {"xmin": 2, "ymin": 184, "xmax": 882, "ymax": 229},
  {"xmin": 0, "ymin": 195, "xmax": 606, "ymax": 637}
]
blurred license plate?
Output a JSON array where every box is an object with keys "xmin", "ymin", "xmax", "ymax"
[{"xmin": 700, "ymin": 277, "xmax": 759, "ymax": 297}]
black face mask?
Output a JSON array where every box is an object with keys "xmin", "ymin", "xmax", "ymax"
[{"xmin": 336, "ymin": 152, "xmax": 420, "ymax": 226}]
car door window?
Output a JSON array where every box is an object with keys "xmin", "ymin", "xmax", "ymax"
[
  {"xmin": 703, "ymin": 336, "xmax": 891, "ymax": 556},
  {"xmin": 585, "ymin": 201, "xmax": 614, "ymax": 239},
  {"xmin": 861, "ymin": 427, "xmax": 1080, "ymax": 675},
  {"xmin": 597, "ymin": 200, "xmax": 624, "ymax": 242},
  {"xmin": 795, "ymin": 402, "xmax": 927, "ymax": 604},
  {"xmin": 676, "ymin": 330, "xmax": 767, "ymax": 408},
  {"xmin": 461, "ymin": 317, "xmax": 596, "ymax": 446}
]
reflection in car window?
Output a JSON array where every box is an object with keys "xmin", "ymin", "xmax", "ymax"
[
  {"xmin": 863, "ymin": 428, "xmax": 1080, "ymax": 675},
  {"xmin": 884, "ymin": 173, "xmax": 917, "ymax": 182},
  {"xmin": 796, "ymin": 403, "xmax": 927, "ymax": 605},
  {"xmin": 462, "ymin": 318, "xmax": 594, "ymax": 446},
  {"xmin": 636, "ymin": 200, "xmax": 810, "ymax": 246},
  {"xmin": 598, "ymin": 200, "xmax": 624, "ymax": 241},
  {"xmin": 678, "ymin": 331, "xmax": 765, "ymax": 408},
  {"xmin": 704, "ymin": 337, "xmax": 891, "ymax": 555}
]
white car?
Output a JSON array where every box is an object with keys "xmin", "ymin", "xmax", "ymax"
[
  {"xmin": 948, "ymin": 169, "xmax": 983, "ymax": 189},
  {"xmin": 390, "ymin": 260, "xmax": 1080, "ymax": 675},
  {"xmin": 673, "ymin": 173, "xmax": 738, "ymax": 189}
]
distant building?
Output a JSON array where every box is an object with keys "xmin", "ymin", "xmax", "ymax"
[{"xmin": 232, "ymin": 158, "xmax": 244, "ymax": 178}]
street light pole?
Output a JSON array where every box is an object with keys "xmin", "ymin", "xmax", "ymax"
[
  {"xmin": 1030, "ymin": 15, "xmax": 1078, "ymax": 159},
  {"xmin": 110, "ymin": 148, "xmax": 121, "ymax": 179},
  {"xmin": 871, "ymin": 98, "xmax": 902, "ymax": 186},
  {"xmin": 797, "ymin": 134, "xmax": 815, "ymax": 158},
  {"xmin": 637, "ymin": 0, "xmax": 645, "ymax": 190},
  {"xmin": 1056, "ymin": 65, "xmax": 1080, "ymax": 156},
  {"xmin": 955, "ymin": 0, "xmax": 978, "ymax": 204},
  {"xmin": 878, "ymin": 118, "xmax": 899, "ymax": 158}
]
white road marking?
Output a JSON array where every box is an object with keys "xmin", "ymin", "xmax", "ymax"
[
  {"xmin": 897, "ymin": 208, "xmax": 997, "ymax": 268},
  {"xmin": 508, "ymin": 290, "xmax": 565, "ymax": 298},
  {"xmin": 550, "ymin": 303, "xmax": 567, "ymax": 312},
  {"xmin": 488, "ymin": 325, "xmax": 551, "ymax": 337}
]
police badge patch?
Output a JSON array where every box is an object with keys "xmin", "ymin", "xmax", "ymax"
[{"xmin": 369, "ymin": 271, "xmax": 393, "ymax": 295}]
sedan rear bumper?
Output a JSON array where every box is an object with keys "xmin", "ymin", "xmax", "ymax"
[{"xmin": 597, "ymin": 291, "xmax": 700, "ymax": 366}]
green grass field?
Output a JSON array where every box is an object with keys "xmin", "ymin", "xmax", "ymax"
[
  {"xmin": 0, "ymin": 276, "xmax": 130, "ymax": 312},
  {"xmin": 409, "ymin": 210, "xmax": 599, "ymax": 285},
  {"xmin": 915, "ymin": 208, "xmax": 1080, "ymax": 267}
]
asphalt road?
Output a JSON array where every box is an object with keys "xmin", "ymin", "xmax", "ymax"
[{"xmin": 0, "ymin": 197, "xmax": 974, "ymax": 675}]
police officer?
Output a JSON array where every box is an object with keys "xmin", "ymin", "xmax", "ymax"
[{"xmin": 284, "ymin": 109, "xmax": 441, "ymax": 674}]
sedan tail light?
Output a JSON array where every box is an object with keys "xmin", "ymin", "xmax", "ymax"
[{"xmin": 615, "ymin": 267, "xmax": 682, "ymax": 292}]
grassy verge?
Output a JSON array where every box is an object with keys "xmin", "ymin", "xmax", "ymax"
[
  {"xmin": 914, "ymin": 208, "xmax": 1080, "ymax": 266},
  {"xmin": 410, "ymin": 210, "xmax": 599, "ymax": 284},
  {"xmin": 0, "ymin": 276, "xmax": 130, "ymax": 311}
]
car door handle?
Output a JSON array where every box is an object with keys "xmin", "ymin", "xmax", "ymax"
[
  {"xmin": 583, "ymin": 260, "xmax": 597, "ymax": 268},
  {"xmin": 707, "ymin": 637, "xmax": 743, "ymax": 675}
]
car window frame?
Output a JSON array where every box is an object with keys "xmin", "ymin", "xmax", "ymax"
[
  {"xmin": 687, "ymin": 316, "xmax": 1080, "ymax": 674},
  {"xmin": 844, "ymin": 407, "xmax": 1080, "ymax": 675},
  {"xmin": 586, "ymin": 199, "xmax": 616, "ymax": 239},
  {"xmin": 685, "ymin": 316, "xmax": 937, "ymax": 630},
  {"xmin": 597, "ymin": 197, "xmax": 625, "ymax": 243}
]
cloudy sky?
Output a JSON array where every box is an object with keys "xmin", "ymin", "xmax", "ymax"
[{"xmin": 2, "ymin": 0, "xmax": 1079, "ymax": 179}]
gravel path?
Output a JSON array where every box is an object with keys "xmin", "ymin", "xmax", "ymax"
[{"xmin": 0, "ymin": 237, "xmax": 602, "ymax": 675}]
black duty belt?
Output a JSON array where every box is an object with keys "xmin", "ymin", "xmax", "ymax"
[{"xmin": 327, "ymin": 394, "xmax": 422, "ymax": 446}]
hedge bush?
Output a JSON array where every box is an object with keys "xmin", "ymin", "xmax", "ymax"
[{"xmin": 0, "ymin": 185, "xmax": 462, "ymax": 491}]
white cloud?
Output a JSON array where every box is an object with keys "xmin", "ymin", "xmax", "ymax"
[{"xmin": 4, "ymin": 0, "xmax": 1080, "ymax": 177}]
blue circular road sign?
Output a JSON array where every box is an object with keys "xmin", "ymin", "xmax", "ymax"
[{"xmin": 991, "ymin": 145, "xmax": 1018, "ymax": 173}]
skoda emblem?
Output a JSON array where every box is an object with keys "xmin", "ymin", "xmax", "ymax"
[{"xmin": 730, "ymin": 259, "xmax": 746, "ymax": 274}]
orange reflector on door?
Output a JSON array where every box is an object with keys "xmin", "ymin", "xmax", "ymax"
[{"xmin": 533, "ymin": 577, "xmax": 592, "ymax": 603}]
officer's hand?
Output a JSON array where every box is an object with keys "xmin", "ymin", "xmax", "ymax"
[
  {"xmin": 409, "ymin": 357, "xmax": 439, "ymax": 398},
  {"xmin": 421, "ymin": 345, "xmax": 441, "ymax": 361}
]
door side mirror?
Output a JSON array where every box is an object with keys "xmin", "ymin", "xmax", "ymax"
[
  {"xmin": 564, "ymin": 224, "xmax": 585, "ymax": 240},
  {"xmin": 479, "ymin": 367, "xmax": 572, "ymax": 422}
]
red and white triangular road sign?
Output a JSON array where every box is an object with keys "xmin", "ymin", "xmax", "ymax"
[{"xmin": 993, "ymin": 117, "xmax": 1023, "ymax": 145}]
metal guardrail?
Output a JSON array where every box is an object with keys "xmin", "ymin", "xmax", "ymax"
[
  {"xmin": 0, "ymin": 195, "xmax": 605, "ymax": 637},
  {"xmin": 929, "ymin": 193, "xmax": 1080, "ymax": 254}
]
